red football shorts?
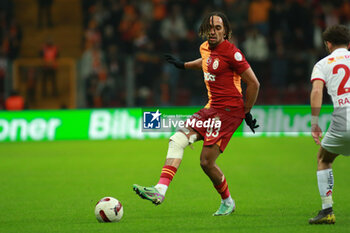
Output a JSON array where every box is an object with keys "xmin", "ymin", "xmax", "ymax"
[{"xmin": 189, "ymin": 107, "xmax": 243, "ymax": 152}]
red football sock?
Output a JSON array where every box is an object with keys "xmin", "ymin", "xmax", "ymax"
[
  {"xmin": 157, "ymin": 165, "xmax": 177, "ymax": 186},
  {"xmin": 214, "ymin": 177, "xmax": 230, "ymax": 199}
]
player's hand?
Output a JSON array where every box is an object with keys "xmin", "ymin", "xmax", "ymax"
[
  {"xmin": 245, "ymin": 112, "xmax": 259, "ymax": 133},
  {"xmin": 311, "ymin": 124, "xmax": 322, "ymax": 145},
  {"xmin": 164, "ymin": 54, "xmax": 185, "ymax": 69}
]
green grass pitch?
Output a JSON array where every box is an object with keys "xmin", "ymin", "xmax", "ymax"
[{"xmin": 0, "ymin": 137, "xmax": 349, "ymax": 233}]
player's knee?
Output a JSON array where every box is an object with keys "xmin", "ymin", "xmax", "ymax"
[
  {"xmin": 200, "ymin": 159, "xmax": 208, "ymax": 170},
  {"xmin": 200, "ymin": 157, "xmax": 214, "ymax": 170},
  {"xmin": 318, "ymin": 148, "xmax": 337, "ymax": 165},
  {"xmin": 170, "ymin": 131, "xmax": 190, "ymax": 148},
  {"xmin": 318, "ymin": 156, "xmax": 334, "ymax": 166},
  {"xmin": 178, "ymin": 128, "xmax": 198, "ymax": 144},
  {"xmin": 166, "ymin": 132, "xmax": 189, "ymax": 159}
]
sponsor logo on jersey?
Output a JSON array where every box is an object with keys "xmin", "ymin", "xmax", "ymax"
[
  {"xmin": 213, "ymin": 58, "xmax": 219, "ymax": 70},
  {"xmin": 204, "ymin": 72, "xmax": 216, "ymax": 81},
  {"xmin": 327, "ymin": 57, "xmax": 335, "ymax": 64},
  {"xmin": 327, "ymin": 55, "xmax": 350, "ymax": 64}
]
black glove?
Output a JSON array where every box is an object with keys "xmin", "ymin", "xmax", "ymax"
[
  {"xmin": 164, "ymin": 54, "xmax": 185, "ymax": 69},
  {"xmin": 245, "ymin": 112, "xmax": 259, "ymax": 133}
]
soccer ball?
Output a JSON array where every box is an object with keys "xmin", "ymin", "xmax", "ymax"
[{"xmin": 95, "ymin": 197, "xmax": 123, "ymax": 222}]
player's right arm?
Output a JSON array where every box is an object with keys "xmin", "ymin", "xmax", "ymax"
[{"xmin": 310, "ymin": 80, "xmax": 324, "ymax": 145}]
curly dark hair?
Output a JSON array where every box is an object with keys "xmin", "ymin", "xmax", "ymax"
[
  {"xmin": 198, "ymin": 12, "xmax": 232, "ymax": 40},
  {"xmin": 323, "ymin": 25, "xmax": 350, "ymax": 46}
]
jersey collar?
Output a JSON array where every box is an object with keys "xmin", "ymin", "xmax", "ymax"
[
  {"xmin": 209, "ymin": 40, "xmax": 227, "ymax": 51},
  {"xmin": 331, "ymin": 48, "xmax": 348, "ymax": 55}
]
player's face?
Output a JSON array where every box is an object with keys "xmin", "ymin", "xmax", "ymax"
[{"xmin": 207, "ymin": 16, "xmax": 226, "ymax": 48}]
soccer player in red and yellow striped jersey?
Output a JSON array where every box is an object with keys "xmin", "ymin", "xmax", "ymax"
[{"xmin": 133, "ymin": 12, "xmax": 260, "ymax": 216}]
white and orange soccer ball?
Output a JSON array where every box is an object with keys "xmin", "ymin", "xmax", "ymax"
[{"xmin": 95, "ymin": 197, "xmax": 123, "ymax": 222}]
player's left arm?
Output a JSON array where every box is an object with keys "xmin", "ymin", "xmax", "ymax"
[
  {"xmin": 240, "ymin": 67, "xmax": 260, "ymax": 113},
  {"xmin": 165, "ymin": 54, "xmax": 202, "ymax": 70},
  {"xmin": 241, "ymin": 68, "xmax": 260, "ymax": 133},
  {"xmin": 310, "ymin": 80, "xmax": 324, "ymax": 145},
  {"xmin": 184, "ymin": 58, "xmax": 202, "ymax": 70}
]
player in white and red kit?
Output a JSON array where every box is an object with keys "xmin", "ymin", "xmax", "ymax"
[
  {"xmin": 133, "ymin": 12, "xmax": 260, "ymax": 216},
  {"xmin": 309, "ymin": 25, "xmax": 350, "ymax": 224}
]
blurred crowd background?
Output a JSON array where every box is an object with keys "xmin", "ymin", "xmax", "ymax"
[{"xmin": 1, "ymin": 0, "xmax": 350, "ymax": 110}]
